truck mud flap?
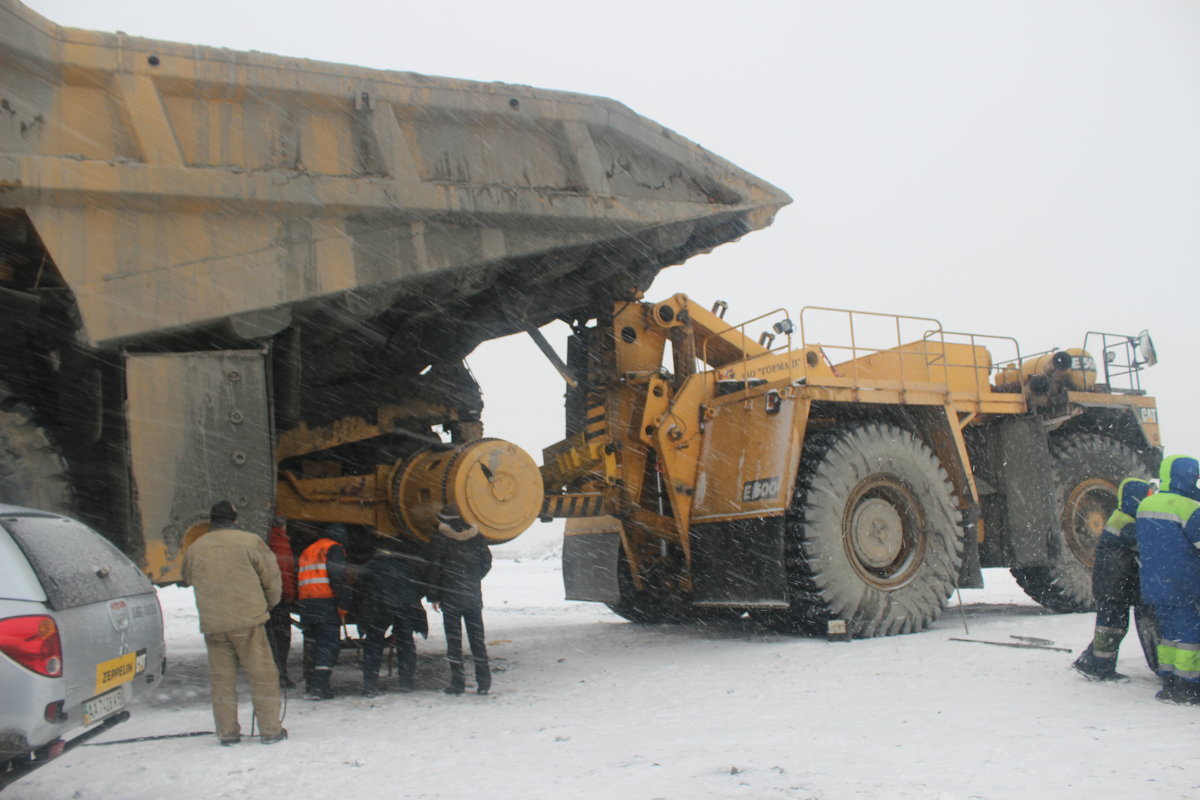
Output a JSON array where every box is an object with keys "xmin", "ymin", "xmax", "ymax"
[
  {"xmin": 691, "ymin": 517, "xmax": 788, "ymax": 607},
  {"xmin": 996, "ymin": 417, "xmax": 1056, "ymax": 567},
  {"xmin": 125, "ymin": 351, "xmax": 275, "ymax": 582},
  {"xmin": 563, "ymin": 523, "xmax": 622, "ymax": 603}
]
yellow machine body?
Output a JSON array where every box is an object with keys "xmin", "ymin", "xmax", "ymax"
[{"xmin": 546, "ymin": 294, "xmax": 1162, "ymax": 635}]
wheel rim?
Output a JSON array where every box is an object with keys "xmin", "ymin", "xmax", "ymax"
[
  {"xmin": 842, "ymin": 476, "xmax": 927, "ymax": 589},
  {"xmin": 1062, "ymin": 477, "xmax": 1116, "ymax": 570}
]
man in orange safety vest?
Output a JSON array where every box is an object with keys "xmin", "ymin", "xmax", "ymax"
[{"xmin": 297, "ymin": 523, "xmax": 350, "ymax": 700}]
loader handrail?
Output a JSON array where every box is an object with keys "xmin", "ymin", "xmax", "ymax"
[
  {"xmin": 800, "ymin": 306, "xmax": 946, "ymax": 388},
  {"xmin": 699, "ymin": 307, "xmax": 797, "ymax": 391},
  {"xmin": 1082, "ymin": 330, "xmax": 1153, "ymax": 394},
  {"xmin": 923, "ymin": 329, "xmax": 1022, "ymax": 397}
]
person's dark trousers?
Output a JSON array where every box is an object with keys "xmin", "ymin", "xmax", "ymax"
[
  {"xmin": 394, "ymin": 629, "xmax": 417, "ymax": 690},
  {"xmin": 443, "ymin": 607, "xmax": 490, "ymax": 693},
  {"xmin": 302, "ymin": 620, "xmax": 341, "ymax": 694},
  {"xmin": 1075, "ymin": 540, "xmax": 1144, "ymax": 678},
  {"xmin": 362, "ymin": 621, "xmax": 417, "ymax": 692},
  {"xmin": 1093, "ymin": 540, "xmax": 1140, "ymax": 634},
  {"xmin": 267, "ymin": 604, "xmax": 293, "ymax": 684}
]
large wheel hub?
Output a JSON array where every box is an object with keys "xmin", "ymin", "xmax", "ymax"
[
  {"xmin": 843, "ymin": 477, "xmax": 926, "ymax": 589},
  {"xmin": 1062, "ymin": 478, "xmax": 1116, "ymax": 570},
  {"xmin": 850, "ymin": 498, "xmax": 905, "ymax": 568}
]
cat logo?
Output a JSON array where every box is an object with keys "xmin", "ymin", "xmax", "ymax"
[{"xmin": 1138, "ymin": 407, "xmax": 1158, "ymax": 424}]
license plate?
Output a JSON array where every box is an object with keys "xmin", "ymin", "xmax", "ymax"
[
  {"xmin": 94, "ymin": 649, "xmax": 146, "ymax": 694},
  {"xmin": 82, "ymin": 688, "xmax": 125, "ymax": 725}
]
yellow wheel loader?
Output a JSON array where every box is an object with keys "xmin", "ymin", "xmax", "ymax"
[{"xmin": 542, "ymin": 294, "xmax": 1160, "ymax": 636}]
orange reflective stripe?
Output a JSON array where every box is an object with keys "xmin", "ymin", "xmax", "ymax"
[{"xmin": 297, "ymin": 539, "xmax": 336, "ymax": 600}]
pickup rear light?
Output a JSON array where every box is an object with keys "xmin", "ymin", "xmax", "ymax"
[{"xmin": 0, "ymin": 615, "xmax": 63, "ymax": 677}]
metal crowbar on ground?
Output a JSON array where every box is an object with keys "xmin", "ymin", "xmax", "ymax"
[{"xmin": 949, "ymin": 635, "xmax": 1072, "ymax": 653}]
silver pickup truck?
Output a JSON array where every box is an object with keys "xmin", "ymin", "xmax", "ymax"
[{"xmin": 0, "ymin": 505, "xmax": 167, "ymax": 789}]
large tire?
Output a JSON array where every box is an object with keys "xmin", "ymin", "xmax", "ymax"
[
  {"xmin": 606, "ymin": 545, "xmax": 685, "ymax": 624},
  {"xmin": 0, "ymin": 383, "xmax": 73, "ymax": 513},
  {"xmin": 782, "ymin": 423, "xmax": 965, "ymax": 638},
  {"xmin": 1010, "ymin": 433, "xmax": 1153, "ymax": 613}
]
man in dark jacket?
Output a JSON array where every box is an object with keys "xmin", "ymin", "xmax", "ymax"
[
  {"xmin": 297, "ymin": 522, "xmax": 351, "ymax": 700},
  {"xmin": 356, "ymin": 535, "xmax": 429, "ymax": 696},
  {"xmin": 1136, "ymin": 455, "xmax": 1200, "ymax": 704},
  {"xmin": 427, "ymin": 504, "xmax": 492, "ymax": 695},
  {"xmin": 1072, "ymin": 476, "xmax": 1156, "ymax": 680}
]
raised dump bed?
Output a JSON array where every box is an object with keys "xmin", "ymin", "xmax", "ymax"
[{"xmin": 0, "ymin": 0, "xmax": 790, "ymax": 578}]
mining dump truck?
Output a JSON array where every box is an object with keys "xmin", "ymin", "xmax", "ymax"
[
  {"xmin": 541, "ymin": 294, "xmax": 1161, "ymax": 636},
  {"xmin": 0, "ymin": 0, "xmax": 789, "ymax": 581}
]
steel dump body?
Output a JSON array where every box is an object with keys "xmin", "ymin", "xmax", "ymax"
[
  {"xmin": 0, "ymin": 0, "xmax": 789, "ymax": 579},
  {"xmin": 1, "ymin": 0, "xmax": 787, "ymax": 351}
]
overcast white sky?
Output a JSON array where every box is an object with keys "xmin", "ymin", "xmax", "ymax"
[{"xmin": 23, "ymin": 0, "xmax": 1200, "ymax": 547}]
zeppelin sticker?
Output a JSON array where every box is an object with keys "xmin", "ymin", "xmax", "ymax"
[
  {"xmin": 742, "ymin": 477, "xmax": 781, "ymax": 502},
  {"xmin": 95, "ymin": 648, "xmax": 148, "ymax": 694}
]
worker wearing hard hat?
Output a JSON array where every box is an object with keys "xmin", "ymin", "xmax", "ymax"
[
  {"xmin": 1072, "ymin": 477, "xmax": 1156, "ymax": 681},
  {"xmin": 1135, "ymin": 455, "xmax": 1200, "ymax": 705}
]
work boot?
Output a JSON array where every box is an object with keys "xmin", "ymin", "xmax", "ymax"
[
  {"xmin": 1180, "ymin": 681, "xmax": 1200, "ymax": 705},
  {"xmin": 309, "ymin": 671, "xmax": 335, "ymax": 700},
  {"xmin": 1158, "ymin": 675, "xmax": 1200, "ymax": 705},
  {"xmin": 260, "ymin": 728, "xmax": 288, "ymax": 745},
  {"xmin": 219, "ymin": 735, "xmax": 241, "ymax": 747},
  {"xmin": 362, "ymin": 683, "xmax": 382, "ymax": 698},
  {"xmin": 1072, "ymin": 645, "xmax": 1126, "ymax": 681},
  {"xmin": 1156, "ymin": 675, "xmax": 1183, "ymax": 703}
]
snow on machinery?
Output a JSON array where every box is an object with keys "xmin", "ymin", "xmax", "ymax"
[
  {"xmin": 540, "ymin": 294, "xmax": 1161, "ymax": 636},
  {"xmin": 0, "ymin": 0, "xmax": 789, "ymax": 578}
]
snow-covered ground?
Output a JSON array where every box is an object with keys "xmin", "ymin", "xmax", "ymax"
[{"xmin": 8, "ymin": 560, "xmax": 1197, "ymax": 800}]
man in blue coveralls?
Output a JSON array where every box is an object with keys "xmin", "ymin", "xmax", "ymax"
[{"xmin": 1136, "ymin": 455, "xmax": 1200, "ymax": 704}]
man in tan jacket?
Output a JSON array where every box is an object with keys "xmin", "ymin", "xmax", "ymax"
[{"xmin": 182, "ymin": 500, "xmax": 288, "ymax": 746}]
